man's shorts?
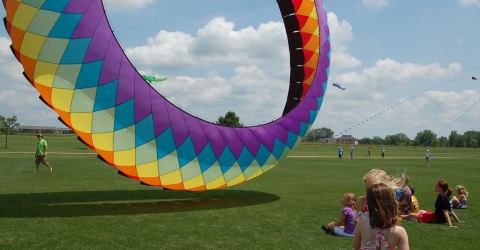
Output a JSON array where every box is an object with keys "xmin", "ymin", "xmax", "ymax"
[{"xmin": 36, "ymin": 155, "xmax": 48, "ymax": 165}]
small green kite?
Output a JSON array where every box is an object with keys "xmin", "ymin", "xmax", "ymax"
[{"xmin": 143, "ymin": 75, "xmax": 168, "ymax": 84}]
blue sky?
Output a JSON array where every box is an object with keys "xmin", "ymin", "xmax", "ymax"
[{"xmin": 0, "ymin": 0, "xmax": 479, "ymax": 138}]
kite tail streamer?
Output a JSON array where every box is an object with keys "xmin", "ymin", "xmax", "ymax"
[{"xmin": 335, "ymin": 66, "xmax": 480, "ymax": 138}]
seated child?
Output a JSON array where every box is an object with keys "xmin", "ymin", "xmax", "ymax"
[
  {"xmin": 322, "ymin": 193, "xmax": 357, "ymax": 237},
  {"xmin": 451, "ymin": 185, "xmax": 468, "ymax": 209},
  {"xmin": 361, "ymin": 169, "xmax": 409, "ymax": 219},
  {"xmin": 353, "ymin": 183, "xmax": 410, "ymax": 250},
  {"xmin": 410, "ymin": 186, "xmax": 420, "ymax": 214},
  {"xmin": 397, "ymin": 186, "xmax": 413, "ymax": 216},
  {"xmin": 400, "ymin": 186, "xmax": 421, "ymax": 222}
]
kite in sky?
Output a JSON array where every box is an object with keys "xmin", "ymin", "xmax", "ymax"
[
  {"xmin": 3, "ymin": 0, "xmax": 330, "ymax": 191},
  {"xmin": 143, "ymin": 75, "xmax": 168, "ymax": 84},
  {"xmin": 332, "ymin": 83, "xmax": 346, "ymax": 91},
  {"xmin": 473, "ymin": 76, "xmax": 478, "ymax": 80}
]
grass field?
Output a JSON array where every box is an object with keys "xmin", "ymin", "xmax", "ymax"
[{"xmin": 0, "ymin": 135, "xmax": 479, "ymax": 249}]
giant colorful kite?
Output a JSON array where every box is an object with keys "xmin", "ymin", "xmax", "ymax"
[{"xmin": 3, "ymin": 0, "xmax": 330, "ymax": 191}]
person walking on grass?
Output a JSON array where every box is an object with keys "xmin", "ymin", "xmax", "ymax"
[
  {"xmin": 35, "ymin": 134, "xmax": 53, "ymax": 174},
  {"xmin": 425, "ymin": 149, "xmax": 432, "ymax": 166},
  {"xmin": 338, "ymin": 147, "xmax": 344, "ymax": 159},
  {"xmin": 350, "ymin": 145, "xmax": 355, "ymax": 160}
]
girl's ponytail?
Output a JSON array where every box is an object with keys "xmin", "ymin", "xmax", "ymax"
[{"xmin": 447, "ymin": 188, "xmax": 452, "ymax": 198}]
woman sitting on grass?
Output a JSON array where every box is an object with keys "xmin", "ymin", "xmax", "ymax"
[
  {"xmin": 403, "ymin": 180, "xmax": 461, "ymax": 228},
  {"xmin": 322, "ymin": 193, "xmax": 357, "ymax": 237},
  {"xmin": 432, "ymin": 180, "xmax": 461, "ymax": 226},
  {"xmin": 353, "ymin": 183, "xmax": 410, "ymax": 250},
  {"xmin": 451, "ymin": 185, "xmax": 468, "ymax": 209}
]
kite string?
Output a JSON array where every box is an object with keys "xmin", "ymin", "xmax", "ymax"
[
  {"xmin": 435, "ymin": 98, "xmax": 480, "ymax": 136},
  {"xmin": 334, "ymin": 65, "xmax": 480, "ymax": 138},
  {"xmin": 419, "ymin": 98, "xmax": 480, "ymax": 147}
]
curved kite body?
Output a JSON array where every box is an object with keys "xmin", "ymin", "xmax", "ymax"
[{"xmin": 3, "ymin": 0, "xmax": 330, "ymax": 191}]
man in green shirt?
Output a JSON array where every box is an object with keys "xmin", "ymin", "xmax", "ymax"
[{"xmin": 35, "ymin": 134, "xmax": 53, "ymax": 174}]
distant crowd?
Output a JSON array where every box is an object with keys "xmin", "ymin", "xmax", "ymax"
[
  {"xmin": 337, "ymin": 146, "xmax": 434, "ymax": 163},
  {"xmin": 337, "ymin": 146, "xmax": 386, "ymax": 160},
  {"xmin": 321, "ymin": 169, "xmax": 468, "ymax": 250}
]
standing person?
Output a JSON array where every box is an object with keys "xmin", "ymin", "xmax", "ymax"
[
  {"xmin": 367, "ymin": 146, "xmax": 372, "ymax": 158},
  {"xmin": 425, "ymin": 149, "xmax": 432, "ymax": 165},
  {"xmin": 350, "ymin": 145, "xmax": 355, "ymax": 160},
  {"xmin": 35, "ymin": 134, "xmax": 53, "ymax": 174},
  {"xmin": 353, "ymin": 183, "xmax": 410, "ymax": 250},
  {"xmin": 381, "ymin": 148, "xmax": 386, "ymax": 160},
  {"xmin": 338, "ymin": 147, "xmax": 344, "ymax": 159}
]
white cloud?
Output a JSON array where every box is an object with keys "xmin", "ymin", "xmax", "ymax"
[
  {"xmin": 103, "ymin": 0, "xmax": 155, "ymax": 11},
  {"xmin": 152, "ymin": 66, "xmax": 287, "ymax": 125},
  {"xmin": 327, "ymin": 13, "xmax": 361, "ymax": 69},
  {"xmin": 459, "ymin": 0, "xmax": 480, "ymax": 7},
  {"xmin": 126, "ymin": 17, "xmax": 289, "ymax": 70},
  {"xmin": 362, "ymin": 0, "xmax": 389, "ymax": 8},
  {"xmin": 127, "ymin": 14, "xmax": 360, "ymax": 71}
]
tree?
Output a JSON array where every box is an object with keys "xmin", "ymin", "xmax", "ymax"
[
  {"xmin": 438, "ymin": 136, "xmax": 449, "ymax": 147},
  {"xmin": 448, "ymin": 131, "xmax": 462, "ymax": 147},
  {"xmin": 414, "ymin": 130, "xmax": 437, "ymax": 147},
  {"xmin": 304, "ymin": 127, "xmax": 334, "ymax": 142},
  {"xmin": 384, "ymin": 133, "xmax": 411, "ymax": 146},
  {"xmin": 463, "ymin": 131, "xmax": 480, "ymax": 148},
  {"xmin": 371, "ymin": 136, "xmax": 385, "ymax": 145},
  {"xmin": 0, "ymin": 115, "xmax": 18, "ymax": 149},
  {"xmin": 359, "ymin": 137, "xmax": 372, "ymax": 145},
  {"xmin": 216, "ymin": 111, "xmax": 244, "ymax": 128}
]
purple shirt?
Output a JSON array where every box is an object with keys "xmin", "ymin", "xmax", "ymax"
[{"xmin": 343, "ymin": 207, "xmax": 356, "ymax": 234}]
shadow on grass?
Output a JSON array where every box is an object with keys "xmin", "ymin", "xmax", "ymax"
[{"xmin": 0, "ymin": 189, "xmax": 280, "ymax": 218}]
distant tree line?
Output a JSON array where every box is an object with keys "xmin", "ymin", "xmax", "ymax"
[
  {"xmin": 360, "ymin": 130, "xmax": 480, "ymax": 148},
  {"xmin": 305, "ymin": 127, "xmax": 480, "ymax": 148}
]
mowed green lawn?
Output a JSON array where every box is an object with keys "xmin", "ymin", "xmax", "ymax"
[{"xmin": 0, "ymin": 135, "xmax": 479, "ymax": 249}]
